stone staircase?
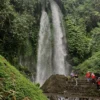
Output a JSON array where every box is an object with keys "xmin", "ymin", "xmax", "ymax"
[
  {"xmin": 65, "ymin": 79, "xmax": 98, "ymax": 97},
  {"xmin": 41, "ymin": 75, "xmax": 100, "ymax": 100}
]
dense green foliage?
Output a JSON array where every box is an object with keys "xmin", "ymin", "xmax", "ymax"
[
  {"xmin": 75, "ymin": 51, "xmax": 100, "ymax": 76},
  {"xmin": 61, "ymin": 0, "xmax": 100, "ymax": 66},
  {"xmin": 0, "ymin": 0, "xmax": 39, "ymax": 64},
  {"xmin": 90, "ymin": 23, "xmax": 100, "ymax": 54},
  {"xmin": 0, "ymin": 0, "xmax": 100, "ymax": 78},
  {"xmin": 0, "ymin": 55, "xmax": 47, "ymax": 100},
  {"xmin": 65, "ymin": 16, "xmax": 90, "ymax": 64}
]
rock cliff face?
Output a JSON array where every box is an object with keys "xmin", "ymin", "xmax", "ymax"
[{"xmin": 41, "ymin": 75, "xmax": 100, "ymax": 100}]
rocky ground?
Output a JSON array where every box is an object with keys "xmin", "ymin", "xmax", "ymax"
[{"xmin": 41, "ymin": 75, "xmax": 100, "ymax": 100}]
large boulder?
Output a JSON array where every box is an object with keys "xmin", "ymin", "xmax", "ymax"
[{"xmin": 41, "ymin": 74, "xmax": 68, "ymax": 93}]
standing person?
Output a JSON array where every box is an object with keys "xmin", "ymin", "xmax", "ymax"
[
  {"xmin": 85, "ymin": 71, "xmax": 91, "ymax": 82},
  {"xmin": 74, "ymin": 73, "xmax": 78, "ymax": 86},
  {"xmin": 70, "ymin": 70, "xmax": 75, "ymax": 77},
  {"xmin": 96, "ymin": 77, "xmax": 100, "ymax": 90},
  {"xmin": 70, "ymin": 70, "xmax": 75, "ymax": 78},
  {"xmin": 70, "ymin": 70, "xmax": 75, "ymax": 81},
  {"xmin": 91, "ymin": 73, "xmax": 96, "ymax": 84}
]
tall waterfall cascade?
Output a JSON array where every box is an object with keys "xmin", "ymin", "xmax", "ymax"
[
  {"xmin": 36, "ymin": 10, "xmax": 52, "ymax": 85},
  {"xmin": 36, "ymin": 0, "xmax": 70, "ymax": 85},
  {"xmin": 50, "ymin": 0, "xmax": 70, "ymax": 75}
]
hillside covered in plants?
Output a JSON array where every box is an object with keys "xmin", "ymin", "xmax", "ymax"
[{"xmin": 0, "ymin": 55, "xmax": 47, "ymax": 100}]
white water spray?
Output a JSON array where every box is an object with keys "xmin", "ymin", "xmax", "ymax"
[
  {"xmin": 36, "ymin": 10, "xmax": 52, "ymax": 85},
  {"xmin": 49, "ymin": 0, "xmax": 70, "ymax": 75},
  {"xmin": 36, "ymin": 0, "xmax": 70, "ymax": 85}
]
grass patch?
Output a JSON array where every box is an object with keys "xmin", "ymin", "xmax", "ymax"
[{"xmin": 0, "ymin": 55, "xmax": 47, "ymax": 100}]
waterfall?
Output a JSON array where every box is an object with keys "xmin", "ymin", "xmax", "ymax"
[
  {"xmin": 36, "ymin": 10, "xmax": 52, "ymax": 85},
  {"xmin": 49, "ymin": 0, "xmax": 70, "ymax": 75},
  {"xmin": 36, "ymin": 0, "xmax": 70, "ymax": 85}
]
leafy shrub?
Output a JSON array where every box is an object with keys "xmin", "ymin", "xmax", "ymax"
[
  {"xmin": 75, "ymin": 51, "xmax": 100, "ymax": 76},
  {"xmin": 65, "ymin": 15, "xmax": 90, "ymax": 64},
  {"xmin": 90, "ymin": 23, "xmax": 100, "ymax": 54}
]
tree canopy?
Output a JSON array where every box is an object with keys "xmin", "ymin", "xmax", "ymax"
[{"xmin": 0, "ymin": 0, "xmax": 100, "ymax": 75}]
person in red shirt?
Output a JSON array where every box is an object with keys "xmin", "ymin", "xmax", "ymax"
[
  {"xmin": 91, "ymin": 73, "xmax": 96, "ymax": 84},
  {"xmin": 96, "ymin": 77, "xmax": 100, "ymax": 90},
  {"xmin": 85, "ymin": 71, "xmax": 91, "ymax": 82}
]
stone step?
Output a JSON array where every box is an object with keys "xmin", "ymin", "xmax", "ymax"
[
  {"xmin": 66, "ymin": 84, "xmax": 94, "ymax": 87},
  {"xmin": 67, "ymin": 80, "xmax": 90, "ymax": 83},
  {"xmin": 67, "ymin": 81, "xmax": 95, "ymax": 85},
  {"xmin": 65, "ymin": 85, "xmax": 96, "ymax": 91},
  {"xmin": 67, "ymin": 82, "xmax": 90, "ymax": 85},
  {"xmin": 67, "ymin": 83, "xmax": 95, "ymax": 86}
]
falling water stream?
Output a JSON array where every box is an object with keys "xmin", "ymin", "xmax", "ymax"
[
  {"xmin": 36, "ymin": 10, "xmax": 52, "ymax": 85},
  {"xmin": 49, "ymin": 0, "xmax": 69, "ymax": 75},
  {"xmin": 36, "ymin": 0, "xmax": 70, "ymax": 85}
]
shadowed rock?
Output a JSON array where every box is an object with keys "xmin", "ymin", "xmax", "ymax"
[{"xmin": 41, "ymin": 74, "xmax": 68, "ymax": 93}]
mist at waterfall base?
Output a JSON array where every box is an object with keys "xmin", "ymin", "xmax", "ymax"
[{"xmin": 36, "ymin": 0, "xmax": 70, "ymax": 86}]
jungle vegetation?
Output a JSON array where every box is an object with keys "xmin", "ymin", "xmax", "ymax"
[
  {"xmin": 0, "ymin": 0, "xmax": 100, "ymax": 97},
  {"xmin": 61, "ymin": 0, "xmax": 100, "ymax": 73},
  {"xmin": 0, "ymin": 0, "xmax": 100, "ymax": 73}
]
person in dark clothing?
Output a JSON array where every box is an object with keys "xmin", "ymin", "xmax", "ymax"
[
  {"xmin": 94, "ymin": 73, "xmax": 100, "ymax": 80},
  {"xmin": 96, "ymin": 77, "xmax": 100, "ymax": 90},
  {"xmin": 74, "ymin": 73, "xmax": 78, "ymax": 86}
]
